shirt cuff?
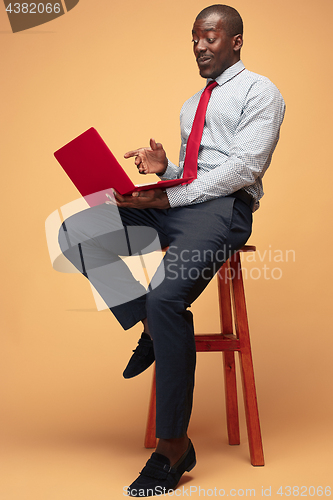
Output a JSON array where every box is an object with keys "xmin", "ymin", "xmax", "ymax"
[
  {"xmin": 158, "ymin": 159, "xmax": 183, "ymax": 180},
  {"xmin": 166, "ymin": 184, "xmax": 191, "ymax": 208}
]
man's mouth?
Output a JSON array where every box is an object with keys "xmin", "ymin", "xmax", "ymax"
[{"xmin": 197, "ymin": 56, "xmax": 212, "ymax": 66}]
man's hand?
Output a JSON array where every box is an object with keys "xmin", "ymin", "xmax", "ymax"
[
  {"xmin": 113, "ymin": 188, "xmax": 170, "ymax": 210},
  {"xmin": 124, "ymin": 138, "xmax": 168, "ymax": 175}
]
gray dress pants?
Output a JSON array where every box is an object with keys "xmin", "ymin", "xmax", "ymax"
[{"xmin": 59, "ymin": 195, "xmax": 252, "ymax": 438}]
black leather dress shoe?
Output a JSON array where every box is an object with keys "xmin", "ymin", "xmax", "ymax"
[
  {"xmin": 127, "ymin": 440, "xmax": 196, "ymax": 497},
  {"xmin": 123, "ymin": 332, "xmax": 155, "ymax": 379}
]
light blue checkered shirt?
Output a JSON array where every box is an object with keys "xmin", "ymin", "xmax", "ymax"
[{"xmin": 161, "ymin": 60, "xmax": 285, "ymax": 211}]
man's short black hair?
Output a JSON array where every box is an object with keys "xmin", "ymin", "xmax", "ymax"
[{"xmin": 196, "ymin": 5, "xmax": 243, "ymax": 37}]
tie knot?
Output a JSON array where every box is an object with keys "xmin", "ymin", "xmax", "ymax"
[{"xmin": 206, "ymin": 80, "xmax": 218, "ymax": 90}]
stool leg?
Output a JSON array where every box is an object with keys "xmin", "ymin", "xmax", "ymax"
[
  {"xmin": 144, "ymin": 367, "xmax": 157, "ymax": 449},
  {"xmin": 238, "ymin": 349, "xmax": 264, "ymax": 465},
  {"xmin": 217, "ymin": 262, "xmax": 234, "ymax": 335},
  {"xmin": 218, "ymin": 264, "xmax": 240, "ymax": 445},
  {"xmin": 230, "ymin": 253, "xmax": 264, "ymax": 466},
  {"xmin": 223, "ymin": 351, "xmax": 240, "ymax": 445}
]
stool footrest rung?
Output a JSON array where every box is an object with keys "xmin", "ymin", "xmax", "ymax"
[{"xmin": 195, "ymin": 335, "xmax": 240, "ymax": 351}]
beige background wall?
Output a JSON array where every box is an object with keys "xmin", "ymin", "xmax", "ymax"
[{"xmin": 1, "ymin": 0, "xmax": 333, "ymax": 498}]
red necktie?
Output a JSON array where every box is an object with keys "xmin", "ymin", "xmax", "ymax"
[{"xmin": 183, "ymin": 80, "xmax": 218, "ymax": 179}]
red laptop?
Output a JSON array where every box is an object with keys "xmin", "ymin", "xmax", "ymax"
[{"xmin": 54, "ymin": 127, "xmax": 194, "ymax": 207}]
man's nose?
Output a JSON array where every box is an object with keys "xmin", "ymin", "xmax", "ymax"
[{"xmin": 195, "ymin": 39, "xmax": 207, "ymax": 53}]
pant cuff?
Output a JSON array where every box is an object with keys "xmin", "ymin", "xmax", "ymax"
[{"xmin": 111, "ymin": 296, "xmax": 147, "ymax": 330}]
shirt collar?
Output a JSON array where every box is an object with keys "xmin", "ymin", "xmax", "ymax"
[{"xmin": 207, "ymin": 60, "xmax": 245, "ymax": 86}]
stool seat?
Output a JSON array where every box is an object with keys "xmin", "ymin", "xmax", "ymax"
[{"xmin": 144, "ymin": 244, "xmax": 265, "ymax": 466}]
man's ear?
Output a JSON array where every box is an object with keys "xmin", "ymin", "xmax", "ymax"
[{"xmin": 233, "ymin": 34, "xmax": 243, "ymax": 52}]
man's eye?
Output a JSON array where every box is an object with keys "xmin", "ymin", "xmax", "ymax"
[
  {"xmin": 192, "ymin": 39, "xmax": 198, "ymax": 44},
  {"xmin": 207, "ymin": 38, "xmax": 215, "ymax": 43}
]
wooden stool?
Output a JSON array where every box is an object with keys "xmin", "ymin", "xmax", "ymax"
[{"xmin": 144, "ymin": 245, "xmax": 264, "ymax": 466}]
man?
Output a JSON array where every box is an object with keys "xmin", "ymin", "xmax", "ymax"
[{"xmin": 59, "ymin": 4, "xmax": 285, "ymax": 496}]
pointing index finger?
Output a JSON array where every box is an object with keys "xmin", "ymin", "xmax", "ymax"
[
  {"xmin": 124, "ymin": 147, "xmax": 146, "ymax": 158},
  {"xmin": 124, "ymin": 149, "xmax": 139, "ymax": 158}
]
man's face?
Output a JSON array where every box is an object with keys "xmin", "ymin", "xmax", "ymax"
[{"xmin": 192, "ymin": 13, "xmax": 242, "ymax": 79}]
